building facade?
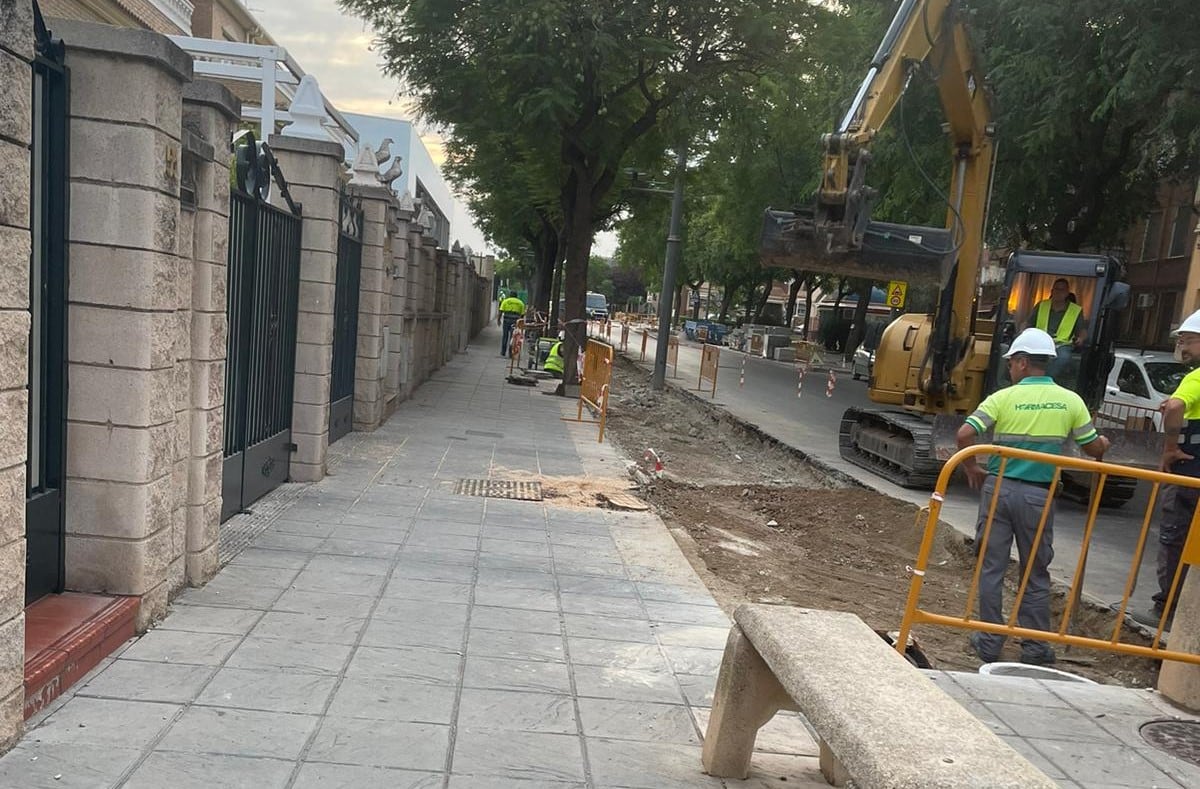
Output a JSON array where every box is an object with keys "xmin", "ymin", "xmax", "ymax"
[{"xmin": 1120, "ymin": 179, "xmax": 1198, "ymax": 349}]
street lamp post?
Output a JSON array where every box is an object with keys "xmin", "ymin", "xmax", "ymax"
[{"xmin": 651, "ymin": 144, "xmax": 687, "ymax": 391}]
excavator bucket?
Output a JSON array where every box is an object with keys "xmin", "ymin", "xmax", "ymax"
[{"xmin": 760, "ymin": 209, "xmax": 952, "ymax": 285}]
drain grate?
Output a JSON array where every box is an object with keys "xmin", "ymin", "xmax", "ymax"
[
  {"xmin": 1141, "ymin": 720, "xmax": 1200, "ymax": 767},
  {"xmin": 455, "ymin": 479, "xmax": 543, "ymax": 501}
]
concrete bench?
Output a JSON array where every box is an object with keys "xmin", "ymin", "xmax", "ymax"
[{"xmin": 701, "ymin": 605, "xmax": 1057, "ymax": 788}]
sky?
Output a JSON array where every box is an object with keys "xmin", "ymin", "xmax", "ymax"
[{"xmin": 245, "ymin": 0, "xmax": 617, "ymax": 258}]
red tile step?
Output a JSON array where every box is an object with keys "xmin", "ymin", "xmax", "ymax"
[{"xmin": 23, "ymin": 593, "xmax": 140, "ymax": 719}]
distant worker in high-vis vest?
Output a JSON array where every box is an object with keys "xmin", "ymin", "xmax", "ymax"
[
  {"xmin": 1025, "ymin": 277, "xmax": 1085, "ymax": 377},
  {"xmin": 956, "ymin": 328, "xmax": 1109, "ymax": 666},
  {"xmin": 498, "ymin": 291, "xmax": 526, "ymax": 357}
]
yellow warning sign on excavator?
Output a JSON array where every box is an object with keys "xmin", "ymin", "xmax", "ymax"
[{"xmin": 887, "ymin": 280, "xmax": 907, "ymax": 309}]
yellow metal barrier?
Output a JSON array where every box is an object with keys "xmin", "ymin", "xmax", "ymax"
[
  {"xmin": 697, "ymin": 344, "xmax": 719, "ymax": 398},
  {"xmin": 897, "ymin": 444, "xmax": 1200, "ymax": 666},
  {"xmin": 563, "ymin": 339, "xmax": 613, "ymax": 442}
]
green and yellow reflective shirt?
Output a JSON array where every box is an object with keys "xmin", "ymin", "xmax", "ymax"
[
  {"xmin": 500, "ymin": 296, "xmax": 525, "ymax": 316},
  {"xmin": 1169, "ymin": 367, "xmax": 1200, "ymax": 420},
  {"xmin": 964, "ymin": 376, "xmax": 1098, "ymax": 483}
]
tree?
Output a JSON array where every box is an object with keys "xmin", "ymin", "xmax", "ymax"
[
  {"xmin": 966, "ymin": 0, "xmax": 1200, "ymax": 252},
  {"xmin": 340, "ymin": 0, "xmax": 825, "ymax": 382}
]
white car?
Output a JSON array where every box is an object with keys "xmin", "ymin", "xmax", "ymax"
[
  {"xmin": 851, "ymin": 346, "xmax": 875, "ymax": 381},
  {"xmin": 1098, "ymin": 350, "xmax": 1188, "ymax": 431}
]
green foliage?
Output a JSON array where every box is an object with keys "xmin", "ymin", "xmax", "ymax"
[{"xmin": 963, "ymin": 0, "xmax": 1200, "ymax": 251}]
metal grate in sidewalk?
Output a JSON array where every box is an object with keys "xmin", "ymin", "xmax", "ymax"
[
  {"xmin": 218, "ymin": 482, "xmax": 309, "ymax": 565},
  {"xmin": 454, "ymin": 479, "xmax": 543, "ymax": 501}
]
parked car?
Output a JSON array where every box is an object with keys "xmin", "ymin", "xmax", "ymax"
[
  {"xmin": 586, "ymin": 291, "xmax": 609, "ymax": 321},
  {"xmin": 1098, "ymin": 350, "xmax": 1188, "ymax": 430},
  {"xmin": 851, "ymin": 346, "xmax": 875, "ymax": 380}
]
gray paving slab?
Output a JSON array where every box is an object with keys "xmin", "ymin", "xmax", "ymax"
[
  {"xmin": 76, "ymin": 660, "xmax": 214, "ymax": 704},
  {"xmin": 122, "ymin": 751, "xmax": 295, "ymax": 789},
  {"xmin": 224, "ymin": 636, "xmax": 355, "ymax": 675},
  {"xmin": 305, "ymin": 716, "xmax": 451, "ymax": 771},
  {"xmin": 292, "ymin": 763, "xmax": 444, "ymax": 789},
  {"xmin": 450, "ymin": 729, "xmax": 585, "ymax": 783}
]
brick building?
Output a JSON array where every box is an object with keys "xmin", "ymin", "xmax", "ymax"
[{"xmin": 1121, "ymin": 179, "xmax": 1199, "ymax": 349}]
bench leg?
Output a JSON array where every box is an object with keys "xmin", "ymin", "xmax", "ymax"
[
  {"xmin": 819, "ymin": 739, "xmax": 850, "ymax": 787},
  {"xmin": 701, "ymin": 625, "xmax": 794, "ymax": 779}
]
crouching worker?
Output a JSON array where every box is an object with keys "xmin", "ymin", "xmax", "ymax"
[{"xmin": 544, "ymin": 339, "xmax": 565, "ymax": 379}]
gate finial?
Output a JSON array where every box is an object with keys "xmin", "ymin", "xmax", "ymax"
[
  {"xmin": 281, "ymin": 75, "xmax": 330, "ymax": 141},
  {"xmin": 349, "ymin": 143, "xmax": 379, "ymax": 186}
]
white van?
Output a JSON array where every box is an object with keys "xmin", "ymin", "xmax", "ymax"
[{"xmin": 586, "ymin": 292, "xmax": 609, "ymax": 321}]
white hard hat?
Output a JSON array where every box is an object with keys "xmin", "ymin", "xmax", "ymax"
[
  {"xmin": 1004, "ymin": 327, "xmax": 1057, "ymax": 358},
  {"xmin": 1172, "ymin": 309, "xmax": 1200, "ymax": 337}
]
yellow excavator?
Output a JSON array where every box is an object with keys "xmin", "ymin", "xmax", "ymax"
[{"xmin": 761, "ymin": 0, "xmax": 1141, "ymax": 502}]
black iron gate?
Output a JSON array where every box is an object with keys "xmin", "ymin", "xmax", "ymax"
[
  {"xmin": 26, "ymin": 6, "xmax": 70, "ymax": 604},
  {"xmin": 329, "ymin": 189, "xmax": 363, "ymax": 443},
  {"xmin": 221, "ymin": 132, "xmax": 303, "ymax": 521}
]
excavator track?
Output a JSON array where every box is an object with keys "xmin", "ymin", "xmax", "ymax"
[
  {"xmin": 839, "ymin": 407, "xmax": 943, "ymax": 489},
  {"xmin": 840, "ymin": 407, "xmax": 1140, "ymax": 507}
]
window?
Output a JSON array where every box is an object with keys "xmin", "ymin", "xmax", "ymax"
[
  {"xmin": 1140, "ymin": 211, "xmax": 1163, "ymax": 262},
  {"xmin": 1168, "ymin": 205, "xmax": 1194, "ymax": 258},
  {"xmin": 1146, "ymin": 362, "xmax": 1187, "ymax": 396},
  {"xmin": 1117, "ymin": 361, "xmax": 1150, "ymax": 398}
]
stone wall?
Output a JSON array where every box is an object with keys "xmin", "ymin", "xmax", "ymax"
[
  {"xmin": 53, "ymin": 20, "xmax": 231, "ymax": 627},
  {"xmin": 0, "ymin": 0, "xmax": 34, "ymax": 753},
  {"xmin": 181, "ymin": 80, "xmax": 238, "ymax": 584},
  {"xmin": 270, "ymin": 135, "xmax": 344, "ymax": 482}
]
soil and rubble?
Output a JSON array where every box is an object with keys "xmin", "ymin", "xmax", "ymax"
[{"xmin": 603, "ymin": 356, "xmax": 1159, "ymax": 688}]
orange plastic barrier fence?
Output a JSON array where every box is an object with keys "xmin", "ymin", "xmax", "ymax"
[
  {"xmin": 640, "ymin": 329, "xmax": 649, "ymax": 361},
  {"xmin": 897, "ymin": 444, "xmax": 1200, "ymax": 667},
  {"xmin": 668, "ymin": 335, "xmax": 679, "ymax": 378},
  {"xmin": 697, "ymin": 344, "xmax": 719, "ymax": 398},
  {"xmin": 620, "ymin": 323, "xmax": 630, "ymax": 352},
  {"xmin": 562, "ymin": 339, "xmax": 613, "ymax": 442}
]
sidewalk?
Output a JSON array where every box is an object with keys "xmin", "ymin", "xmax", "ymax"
[
  {"xmin": 6, "ymin": 327, "xmax": 1198, "ymax": 788},
  {"xmin": 0, "ymin": 328, "xmax": 825, "ymax": 788}
]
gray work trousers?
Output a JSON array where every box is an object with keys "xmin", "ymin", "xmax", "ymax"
[
  {"xmin": 973, "ymin": 476, "xmax": 1056, "ymax": 661},
  {"xmin": 1153, "ymin": 484, "xmax": 1199, "ymax": 612}
]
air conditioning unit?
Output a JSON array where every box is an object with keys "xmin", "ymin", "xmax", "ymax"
[{"xmin": 1136, "ymin": 293, "xmax": 1156, "ymax": 309}]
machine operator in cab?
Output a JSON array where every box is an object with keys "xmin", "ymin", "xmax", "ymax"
[
  {"xmin": 1024, "ymin": 278, "xmax": 1086, "ymax": 378},
  {"xmin": 956, "ymin": 328, "xmax": 1110, "ymax": 665}
]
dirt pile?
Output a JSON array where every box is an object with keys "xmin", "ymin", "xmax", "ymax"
[{"xmin": 604, "ymin": 356, "xmax": 1159, "ymax": 688}]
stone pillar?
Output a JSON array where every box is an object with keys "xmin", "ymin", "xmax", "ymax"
[
  {"xmin": 385, "ymin": 204, "xmax": 412, "ymax": 410},
  {"xmin": 56, "ymin": 21, "xmax": 193, "ymax": 628},
  {"xmin": 0, "ymin": 0, "xmax": 33, "ymax": 751},
  {"xmin": 269, "ymin": 135, "xmax": 343, "ymax": 482},
  {"xmin": 181, "ymin": 81, "xmax": 239, "ymax": 585},
  {"xmin": 1158, "ymin": 572, "xmax": 1200, "ymax": 710},
  {"xmin": 348, "ymin": 185, "xmax": 393, "ymax": 431}
]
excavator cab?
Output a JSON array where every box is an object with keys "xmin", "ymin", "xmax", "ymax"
[{"xmin": 985, "ymin": 251, "xmax": 1129, "ymax": 408}]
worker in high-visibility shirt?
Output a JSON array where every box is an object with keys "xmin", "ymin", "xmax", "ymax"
[
  {"xmin": 956, "ymin": 327, "xmax": 1109, "ymax": 666},
  {"xmin": 498, "ymin": 291, "xmax": 526, "ymax": 356},
  {"xmin": 543, "ymin": 339, "xmax": 565, "ymax": 379},
  {"xmin": 1136, "ymin": 308, "xmax": 1200, "ymax": 629},
  {"xmin": 1025, "ymin": 278, "xmax": 1085, "ymax": 378}
]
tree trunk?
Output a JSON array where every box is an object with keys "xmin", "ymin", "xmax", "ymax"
[
  {"xmin": 784, "ymin": 270, "xmax": 803, "ymax": 327},
  {"xmin": 844, "ymin": 281, "xmax": 874, "ymax": 361},
  {"xmin": 560, "ymin": 182, "xmax": 593, "ymax": 387},
  {"xmin": 753, "ymin": 272, "xmax": 773, "ymax": 323},
  {"xmin": 690, "ymin": 280, "xmax": 703, "ymax": 320},
  {"xmin": 718, "ymin": 277, "xmax": 736, "ymax": 323},
  {"xmin": 532, "ymin": 231, "xmax": 558, "ymax": 324},
  {"xmin": 803, "ymin": 277, "xmax": 816, "ymax": 341}
]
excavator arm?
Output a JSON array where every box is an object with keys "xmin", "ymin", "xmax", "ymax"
[{"xmin": 763, "ymin": 0, "xmax": 994, "ymax": 402}]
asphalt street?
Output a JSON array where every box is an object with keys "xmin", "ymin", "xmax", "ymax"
[{"xmin": 615, "ymin": 327, "xmax": 1162, "ymax": 613}]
